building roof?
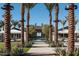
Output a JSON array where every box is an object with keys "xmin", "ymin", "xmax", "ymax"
[
  {"xmin": 58, "ymin": 26, "xmax": 68, "ymax": 31},
  {"xmin": 58, "ymin": 29, "xmax": 79, "ymax": 34},
  {"xmin": 0, "ymin": 29, "xmax": 21, "ymax": 34},
  {"xmin": 58, "ymin": 26, "xmax": 79, "ymax": 34}
]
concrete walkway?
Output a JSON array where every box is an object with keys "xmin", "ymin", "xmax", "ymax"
[
  {"xmin": 27, "ymin": 40, "xmax": 56, "ymax": 56},
  {"xmin": 27, "ymin": 39, "xmax": 79, "ymax": 56}
]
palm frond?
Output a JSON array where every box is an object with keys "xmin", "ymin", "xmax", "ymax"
[
  {"xmin": 0, "ymin": 20, "xmax": 4, "ymax": 27},
  {"xmin": 24, "ymin": 3, "xmax": 37, "ymax": 9},
  {"xmin": 74, "ymin": 19, "xmax": 79, "ymax": 25},
  {"xmin": 11, "ymin": 20, "xmax": 19, "ymax": 27},
  {"xmin": 60, "ymin": 20, "xmax": 67, "ymax": 25},
  {"xmin": 44, "ymin": 3, "xmax": 55, "ymax": 12}
]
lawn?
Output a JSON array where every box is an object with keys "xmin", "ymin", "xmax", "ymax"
[
  {"xmin": 0, "ymin": 42, "xmax": 30, "ymax": 53},
  {"xmin": 0, "ymin": 42, "xmax": 21, "ymax": 49}
]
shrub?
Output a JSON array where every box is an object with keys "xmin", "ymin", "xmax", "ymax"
[
  {"xmin": 74, "ymin": 48, "xmax": 79, "ymax": 56},
  {"xmin": 11, "ymin": 48, "xmax": 25, "ymax": 56},
  {"xmin": 55, "ymin": 48, "xmax": 61, "ymax": 55},
  {"xmin": 49, "ymin": 41, "xmax": 64, "ymax": 47},
  {"xmin": 0, "ymin": 48, "xmax": 5, "ymax": 56},
  {"xmin": 55, "ymin": 48, "xmax": 66, "ymax": 56},
  {"xmin": 60, "ymin": 49, "xmax": 66, "ymax": 56},
  {"xmin": 25, "ymin": 41, "xmax": 33, "ymax": 47},
  {"xmin": 11, "ymin": 44, "xmax": 25, "ymax": 56}
]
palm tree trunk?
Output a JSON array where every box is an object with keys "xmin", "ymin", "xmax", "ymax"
[
  {"xmin": 49, "ymin": 12, "xmax": 52, "ymax": 43},
  {"xmin": 62, "ymin": 24, "xmax": 64, "ymax": 41},
  {"xmin": 54, "ymin": 3, "xmax": 59, "ymax": 45},
  {"xmin": 21, "ymin": 4, "xmax": 25, "ymax": 47},
  {"xmin": 68, "ymin": 3, "xmax": 75, "ymax": 55},
  {"xmin": 2, "ymin": 3, "xmax": 11, "ymax": 55},
  {"xmin": 26, "ymin": 9, "xmax": 30, "ymax": 44}
]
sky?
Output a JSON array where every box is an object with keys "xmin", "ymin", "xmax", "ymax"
[{"xmin": 0, "ymin": 3, "xmax": 79, "ymax": 30}]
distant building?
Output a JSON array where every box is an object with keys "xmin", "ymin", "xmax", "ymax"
[
  {"xmin": 56, "ymin": 26, "xmax": 79, "ymax": 41},
  {"xmin": 0, "ymin": 29, "xmax": 26, "ymax": 41}
]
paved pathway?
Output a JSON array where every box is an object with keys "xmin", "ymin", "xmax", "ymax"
[
  {"xmin": 27, "ymin": 40, "xmax": 56, "ymax": 56},
  {"xmin": 27, "ymin": 39, "xmax": 79, "ymax": 56}
]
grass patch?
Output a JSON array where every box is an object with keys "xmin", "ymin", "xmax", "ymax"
[
  {"xmin": 0, "ymin": 42, "xmax": 31, "ymax": 56},
  {"xmin": 0, "ymin": 42, "xmax": 21, "ymax": 49},
  {"xmin": 23, "ymin": 48, "xmax": 30, "ymax": 53},
  {"xmin": 0, "ymin": 42, "xmax": 4, "ymax": 49}
]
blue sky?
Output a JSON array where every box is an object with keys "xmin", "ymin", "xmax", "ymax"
[{"xmin": 0, "ymin": 3, "xmax": 79, "ymax": 30}]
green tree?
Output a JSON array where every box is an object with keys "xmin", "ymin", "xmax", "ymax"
[
  {"xmin": 44, "ymin": 3, "xmax": 55, "ymax": 43},
  {"xmin": 42, "ymin": 25, "xmax": 49, "ymax": 41},
  {"xmin": 11, "ymin": 20, "xmax": 19, "ymax": 29},
  {"xmin": 29, "ymin": 25, "xmax": 36, "ymax": 39},
  {"xmin": 24, "ymin": 3, "xmax": 36, "ymax": 44},
  {"xmin": 60, "ymin": 19, "xmax": 67, "ymax": 41}
]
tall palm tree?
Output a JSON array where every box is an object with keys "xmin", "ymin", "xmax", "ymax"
[
  {"xmin": 24, "ymin": 3, "xmax": 36, "ymax": 45},
  {"xmin": 54, "ymin": 3, "xmax": 59, "ymax": 45},
  {"xmin": 44, "ymin": 3, "xmax": 54, "ymax": 43},
  {"xmin": 1, "ymin": 3, "xmax": 13, "ymax": 55},
  {"xmin": 21, "ymin": 3, "xmax": 25, "ymax": 47},
  {"xmin": 65, "ymin": 3, "xmax": 76, "ymax": 55},
  {"xmin": 60, "ymin": 19, "xmax": 67, "ymax": 41}
]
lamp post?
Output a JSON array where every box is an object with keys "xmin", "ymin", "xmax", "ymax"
[
  {"xmin": 1, "ymin": 3, "xmax": 13, "ymax": 55},
  {"xmin": 65, "ymin": 3, "xmax": 77, "ymax": 55}
]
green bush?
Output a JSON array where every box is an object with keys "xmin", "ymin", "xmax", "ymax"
[
  {"xmin": 11, "ymin": 48, "xmax": 25, "ymax": 56},
  {"xmin": 0, "ymin": 48, "xmax": 5, "ymax": 56},
  {"xmin": 60, "ymin": 49, "xmax": 66, "ymax": 56},
  {"xmin": 74, "ymin": 48, "xmax": 79, "ymax": 56},
  {"xmin": 49, "ymin": 41, "xmax": 64, "ymax": 47},
  {"xmin": 0, "ymin": 42, "xmax": 31, "ymax": 56},
  {"xmin": 55, "ymin": 48, "xmax": 79, "ymax": 56},
  {"xmin": 23, "ymin": 48, "xmax": 30, "ymax": 53},
  {"xmin": 25, "ymin": 41, "xmax": 33, "ymax": 47},
  {"xmin": 11, "ymin": 44, "xmax": 25, "ymax": 56},
  {"xmin": 55, "ymin": 48, "xmax": 66, "ymax": 56},
  {"xmin": 55, "ymin": 48, "xmax": 61, "ymax": 55}
]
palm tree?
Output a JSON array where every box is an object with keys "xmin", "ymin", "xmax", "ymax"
[
  {"xmin": 44, "ymin": 3, "xmax": 54, "ymax": 43},
  {"xmin": 65, "ymin": 16, "xmax": 79, "ymax": 41},
  {"xmin": 18, "ymin": 21, "xmax": 21, "ymax": 30},
  {"xmin": 11, "ymin": 20, "xmax": 19, "ymax": 29},
  {"xmin": 24, "ymin": 3, "xmax": 36, "ymax": 45},
  {"xmin": 21, "ymin": 3, "xmax": 25, "ymax": 47},
  {"xmin": 1, "ymin": 3, "xmax": 13, "ymax": 55},
  {"xmin": 54, "ymin": 3, "xmax": 59, "ymax": 45},
  {"xmin": 60, "ymin": 19, "xmax": 67, "ymax": 41},
  {"xmin": 0, "ymin": 20, "xmax": 4, "ymax": 31},
  {"xmin": 65, "ymin": 3, "xmax": 77, "ymax": 55}
]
